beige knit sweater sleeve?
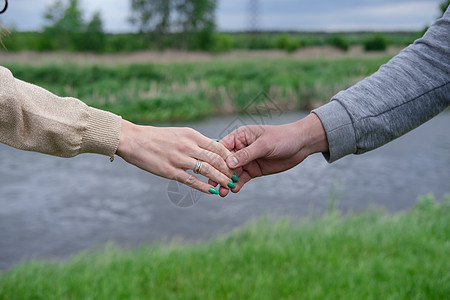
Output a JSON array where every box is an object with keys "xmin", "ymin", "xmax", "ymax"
[{"xmin": 0, "ymin": 66, "xmax": 122, "ymax": 158}]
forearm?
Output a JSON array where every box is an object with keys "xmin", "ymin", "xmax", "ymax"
[
  {"xmin": 0, "ymin": 66, "xmax": 121, "ymax": 158},
  {"xmin": 314, "ymin": 9, "xmax": 450, "ymax": 162}
]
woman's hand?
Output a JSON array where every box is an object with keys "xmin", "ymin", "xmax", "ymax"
[{"xmin": 116, "ymin": 120, "xmax": 237, "ymax": 195}]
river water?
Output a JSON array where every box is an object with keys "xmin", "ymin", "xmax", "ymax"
[{"xmin": 1, "ymin": 112, "xmax": 449, "ymax": 270}]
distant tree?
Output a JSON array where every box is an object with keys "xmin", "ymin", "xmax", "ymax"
[
  {"xmin": 44, "ymin": 0, "xmax": 67, "ymax": 25},
  {"xmin": 175, "ymin": 0, "xmax": 216, "ymax": 50},
  {"xmin": 129, "ymin": 0, "xmax": 172, "ymax": 35},
  {"xmin": 43, "ymin": 0, "xmax": 84, "ymax": 50},
  {"xmin": 42, "ymin": 0, "xmax": 105, "ymax": 52},
  {"xmin": 45, "ymin": 0, "xmax": 83, "ymax": 33},
  {"xmin": 175, "ymin": 0, "xmax": 216, "ymax": 33},
  {"xmin": 129, "ymin": 0, "xmax": 217, "ymax": 50},
  {"xmin": 83, "ymin": 12, "xmax": 106, "ymax": 52}
]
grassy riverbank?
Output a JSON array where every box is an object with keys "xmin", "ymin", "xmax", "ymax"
[
  {"xmin": 1, "ymin": 195, "xmax": 449, "ymax": 299},
  {"xmin": 4, "ymin": 56, "xmax": 390, "ymax": 123}
]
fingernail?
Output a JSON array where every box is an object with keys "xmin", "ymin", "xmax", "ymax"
[
  {"xmin": 232, "ymin": 173, "xmax": 239, "ymax": 183},
  {"xmin": 227, "ymin": 180, "xmax": 236, "ymax": 189},
  {"xmin": 209, "ymin": 187, "xmax": 220, "ymax": 195},
  {"xmin": 211, "ymin": 138, "xmax": 220, "ymax": 142},
  {"xmin": 228, "ymin": 156, "xmax": 239, "ymax": 168}
]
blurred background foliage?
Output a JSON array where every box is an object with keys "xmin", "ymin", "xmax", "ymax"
[
  {"xmin": 0, "ymin": 0, "xmax": 448, "ymax": 123},
  {"xmin": 3, "ymin": 57, "xmax": 389, "ymax": 123},
  {"xmin": 2, "ymin": 0, "xmax": 446, "ymax": 53}
]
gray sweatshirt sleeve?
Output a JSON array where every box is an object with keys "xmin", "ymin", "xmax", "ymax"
[{"xmin": 313, "ymin": 8, "xmax": 450, "ymax": 163}]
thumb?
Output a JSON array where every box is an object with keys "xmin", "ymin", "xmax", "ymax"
[{"xmin": 226, "ymin": 141, "xmax": 266, "ymax": 168}]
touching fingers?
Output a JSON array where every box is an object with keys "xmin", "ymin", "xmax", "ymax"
[
  {"xmin": 174, "ymin": 129, "xmax": 249, "ymax": 196},
  {"xmin": 198, "ymin": 135, "xmax": 233, "ymax": 162},
  {"xmin": 208, "ymin": 167, "xmax": 249, "ymax": 196},
  {"xmin": 191, "ymin": 159, "xmax": 236, "ymax": 190},
  {"xmin": 174, "ymin": 170, "xmax": 220, "ymax": 195},
  {"xmin": 208, "ymin": 179, "xmax": 232, "ymax": 198},
  {"xmin": 229, "ymin": 170, "xmax": 252, "ymax": 193},
  {"xmin": 194, "ymin": 149, "xmax": 234, "ymax": 180}
]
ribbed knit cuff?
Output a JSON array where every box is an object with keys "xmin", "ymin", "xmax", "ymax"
[
  {"xmin": 312, "ymin": 100, "xmax": 357, "ymax": 163},
  {"xmin": 80, "ymin": 107, "xmax": 122, "ymax": 156}
]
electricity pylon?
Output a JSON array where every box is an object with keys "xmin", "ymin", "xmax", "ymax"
[{"xmin": 247, "ymin": 0, "xmax": 260, "ymax": 33}]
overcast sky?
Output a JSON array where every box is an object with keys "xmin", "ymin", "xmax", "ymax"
[{"xmin": 0, "ymin": 0, "xmax": 443, "ymax": 32}]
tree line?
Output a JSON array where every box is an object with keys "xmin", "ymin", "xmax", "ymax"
[
  {"xmin": 2, "ymin": 0, "xmax": 448, "ymax": 53},
  {"xmin": 4, "ymin": 0, "xmax": 219, "ymax": 52}
]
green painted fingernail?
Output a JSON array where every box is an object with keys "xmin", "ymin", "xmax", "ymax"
[
  {"xmin": 209, "ymin": 187, "xmax": 220, "ymax": 195},
  {"xmin": 227, "ymin": 180, "xmax": 236, "ymax": 189},
  {"xmin": 211, "ymin": 138, "xmax": 220, "ymax": 142},
  {"xmin": 232, "ymin": 173, "xmax": 239, "ymax": 183}
]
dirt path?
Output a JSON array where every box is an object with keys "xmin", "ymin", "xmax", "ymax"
[{"xmin": 0, "ymin": 46, "xmax": 402, "ymax": 65}]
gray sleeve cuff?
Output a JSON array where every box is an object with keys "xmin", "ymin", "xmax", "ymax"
[{"xmin": 312, "ymin": 100, "xmax": 357, "ymax": 163}]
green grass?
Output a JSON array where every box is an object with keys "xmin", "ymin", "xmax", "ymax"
[
  {"xmin": 1, "ymin": 195, "xmax": 449, "ymax": 299},
  {"xmin": 4, "ymin": 56, "xmax": 390, "ymax": 123}
]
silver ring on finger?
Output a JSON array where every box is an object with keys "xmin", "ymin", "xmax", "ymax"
[{"xmin": 194, "ymin": 159, "xmax": 203, "ymax": 174}]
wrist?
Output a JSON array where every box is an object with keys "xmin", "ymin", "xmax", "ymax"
[
  {"xmin": 116, "ymin": 119, "xmax": 137, "ymax": 159},
  {"xmin": 293, "ymin": 113, "xmax": 329, "ymax": 157}
]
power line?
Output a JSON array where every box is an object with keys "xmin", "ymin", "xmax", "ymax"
[{"xmin": 247, "ymin": 0, "xmax": 260, "ymax": 33}]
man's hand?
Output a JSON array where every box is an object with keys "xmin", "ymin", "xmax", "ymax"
[{"xmin": 211, "ymin": 113, "xmax": 328, "ymax": 196}]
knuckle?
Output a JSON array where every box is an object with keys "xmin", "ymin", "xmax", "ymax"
[
  {"xmin": 173, "ymin": 170, "xmax": 186, "ymax": 182},
  {"xmin": 216, "ymin": 144, "xmax": 231, "ymax": 158},
  {"xmin": 209, "ymin": 153, "xmax": 222, "ymax": 166},
  {"xmin": 185, "ymin": 144, "xmax": 198, "ymax": 156},
  {"xmin": 183, "ymin": 127, "xmax": 198, "ymax": 138},
  {"xmin": 183, "ymin": 173, "xmax": 197, "ymax": 187},
  {"xmin": 201, "ymin": 163, "xmax": 210, "ymax": 176},
  {"xmin": 227, "ymin": 128, "xmax": 239, "ymax": 137},
  {"xmin": 169, "ymin": 153, "xmax": 184, "ymax": 166},
  {"xmin": 220, "ymin": 162, "xmax": 233, "ymax": 177},
  {"xmin": 239, "ymin": 125, "xmax": 252, "ymax": 135},
  {"xmin": 202, "ymin": 148, "xmax": 214, "ymax": 160},
  {"xmin": 216, "ymin": 159, "xmax": 227, "ymax": 171},
  {"xmin": 209, "ymin": 155, "xmax": 231, "ymax": 175}
]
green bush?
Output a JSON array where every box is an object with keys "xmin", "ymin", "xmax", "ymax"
[
  {"xmin": 212, "ymin": 34, "xmax": 233, "ymax": 52},
  {"xmin": 285, "ymin": 39, "xmax": 301, "ymax": 53},
  {"xmin": 275, "ymin": 33, "xmax": 290, "ymax": 49},
  {"xmin": 364, "ymin": 34, "xmax": 388, "ymax": 51},
  {"xmin": 191, "ymin": 30, "xmax": 216, "ymax": 51},
  {"xmin": 275, "ymin": 34, "xmax": 301, "ymax": 53},
  {"xmin": 247, "ymin": 35, "xmax": 275, "ymax": 49},
  {"xmin": 330, "ymin": 34, "xmax": 350, "ymax": 51}
]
